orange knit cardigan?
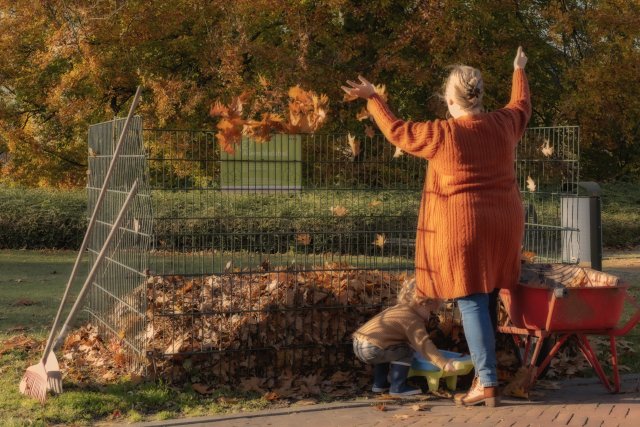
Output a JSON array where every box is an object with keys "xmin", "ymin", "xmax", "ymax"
[{"xmin": 367, "ymin": 69, "xmax": 531, "ymax": 299}]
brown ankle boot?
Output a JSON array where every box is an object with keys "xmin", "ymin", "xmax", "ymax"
[{"xmin": 454, "ymin": 377, "xmax": 500, "ymax": 407}]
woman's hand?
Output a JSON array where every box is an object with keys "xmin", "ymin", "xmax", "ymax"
[
  {"xmin": 514, "ymin": 46, "xmax": 527, "ymax": 70},
  {"xmin": 341, "ymin": 76, "xmax": 376, "ymax": 100}
]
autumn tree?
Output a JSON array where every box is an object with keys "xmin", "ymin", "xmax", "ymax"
[{"xmin": 1, "ymin": 0, "xmax": 639, "ymax": 187}]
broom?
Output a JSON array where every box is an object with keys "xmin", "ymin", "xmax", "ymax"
[{"xmin": 20, "ymin": 179, "xmax": 140, "ymax": 402}]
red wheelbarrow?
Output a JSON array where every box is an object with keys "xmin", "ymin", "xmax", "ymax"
[{"xmin": 498, "ymin": 264, "xmax": 640, "ymax": 393}]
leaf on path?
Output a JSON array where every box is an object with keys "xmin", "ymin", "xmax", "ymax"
[
  {"xmin": 411, "ymin": 403, "xmax": 431, "ymax": 411},
  {"xmin": 393, "ymin": 414, "xmax": 411, "ymax": 420},
  {"xmin": 374, "ymin": 403, "xmax": 388, "ymax": 411}
]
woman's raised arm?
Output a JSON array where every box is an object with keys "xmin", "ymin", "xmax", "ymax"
[
  {"xmin": 500, "ymin": 47, "xmax": 532, "ymax": 138},
  {"xmin": 342, "ymin": 76, "xmax": 444, "ymax": 159}
]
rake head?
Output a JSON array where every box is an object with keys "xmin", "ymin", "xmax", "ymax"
[
  {"xmin": 19, "ymin": 352, "xmax": 63, "ymax": 403},
  {"xmin": 19, "ymin": 363, "xmax": 48, "ymax": 403}
]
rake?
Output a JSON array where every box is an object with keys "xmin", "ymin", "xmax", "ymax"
[
  {"xmin": 19, "ymin": 87, "xmax": 141, "ymax": 403},
  {"xmin": 20, "ymin": 179, "xmax": 140, "ymax": 402}
]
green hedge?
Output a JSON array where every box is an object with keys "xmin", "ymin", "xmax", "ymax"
[
  {"xmin": 0, "ymin": 187, "xmax": 87, "ymax": 249},
  {"xmin": 1, "ymin": 184, "xmax": 638, "ymax": 250}
]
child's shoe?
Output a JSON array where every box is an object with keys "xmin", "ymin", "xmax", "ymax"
[
  {"xmin": 389, "ymin": 361, "xmax": 421, "ymax": 396},
  {"xmin": 371, "ymin": 363, "xmax": 390, "ymax": 393}
]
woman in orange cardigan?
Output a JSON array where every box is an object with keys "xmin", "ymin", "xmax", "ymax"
[{"xmin": 343, "ymin": 47, "xmax": 531, "ymax": 406}]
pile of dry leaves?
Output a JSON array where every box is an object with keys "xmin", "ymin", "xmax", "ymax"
[{"xmin": 58, "ymin": 262, "xmax": 633, "ymax": 399}]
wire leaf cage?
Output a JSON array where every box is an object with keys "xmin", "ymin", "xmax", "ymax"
[{"xmin": 85, "ymin": 118, "xmax": 579, "ymax": 381}]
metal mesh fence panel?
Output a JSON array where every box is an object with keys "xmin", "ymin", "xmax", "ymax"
[
  {"xmin": 85, "ymin": 122, "xmax": 579, "ymax": 381},
  {"xmin": 85, "ymin": 116, "xmax": 153, "ymax": 372}
]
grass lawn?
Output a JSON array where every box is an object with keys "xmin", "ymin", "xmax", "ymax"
[
  {"xmin": 0, "ymin": 250, "xmax": 279, "ymax": 425},
  {"xmin": 1, "ymin": 249, "xmax": 639, "ymax": 425}
]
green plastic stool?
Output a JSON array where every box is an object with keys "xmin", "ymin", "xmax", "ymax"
[{"xmin": 408, "ymin": 351, "xmax": 474, "ymax": 393}]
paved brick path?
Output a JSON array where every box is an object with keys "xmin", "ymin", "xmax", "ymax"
[{"xmin": 135, "ymin": 374, "xmax": 639, "ymax": 427}]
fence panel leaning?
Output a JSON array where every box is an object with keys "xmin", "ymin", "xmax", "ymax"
[{"xmin": 84, "ymin": 120, "xmax": 579, "ymax": 384}]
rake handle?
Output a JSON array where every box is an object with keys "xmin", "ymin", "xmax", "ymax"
[
  {"xmin": 48, "ymin": 179, "xmax": 140, "ymax": 358},
  {"xmin": 41, "ymin": 86, "xmax": 141, "ymax": 362}
]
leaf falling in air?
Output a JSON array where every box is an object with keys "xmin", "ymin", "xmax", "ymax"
[
  {"xmin": 393, "ymin": 146, "xmax": 404, "ymax": 158},
  {"xmin": 541, "ymin": 139, "xmax": 554, "ymax": 157},
  {"xmin": 373, "ymin": 233, "xmax": 386, "ymax": 248},
  {"xmin": 258, "ymin": 74, "xmax": 270, "ymax": 88},
  {"xmin": 296, "ymin": 233, "xmax": 312, "ymax": 245},
  {"xmin": 347, "ymin": 133, "xmax": 361, "ymax": 158},
  {"xmin": 330, "ymin": 205, "xmax": 348, "ymax": 217},
  {"xmin": 364, "ymin": 125, "xmax": 375, "ymax": 138},
  {"xmin": 521, "ymin": 250, "xmax": 536, "ymax": 263},
  {"xmin": 343, "ymin": 91, "xmax": 359, "ymax": 102},
  {"xmin": 356, "ymin": 107, "xmax": 371, "ymax": 121},
  {"xmin": 374, "ymin": 84, "xmax": 388, "ymax": 102},
  {"xmin": 526, "ymin": 176, "xmax": 536, "ymax": 192}
]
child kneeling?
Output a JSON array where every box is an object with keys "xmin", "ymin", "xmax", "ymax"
[{"xmin": 352, "ymin": 278, "xmax": 456, "ymax": 396}]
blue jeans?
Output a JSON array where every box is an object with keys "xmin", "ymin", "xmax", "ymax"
[{"xmin": 456, "ymin": 292, "xmax": 498, "ymax": 387}]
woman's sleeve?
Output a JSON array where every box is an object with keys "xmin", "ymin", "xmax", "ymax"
[
  {"xmin": 366, "ymin": 94, "xmax": 444, "ymax": 159},
  {"xmin": 497, "ymin": 68, "xmax": 532, "ymax": 139}
]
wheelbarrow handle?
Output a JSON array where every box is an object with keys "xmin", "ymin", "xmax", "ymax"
[{"xmin": 611, "ymin": 291, "xmax": 640, "ymax": 337}]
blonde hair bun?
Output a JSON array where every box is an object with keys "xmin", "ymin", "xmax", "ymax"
[{"xmin": 445, "ymin": 65, "xmax": 484, "ymax": 110}]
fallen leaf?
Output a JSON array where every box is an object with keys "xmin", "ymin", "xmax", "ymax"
[
  {"xmin": 393, "ymin": 414, "xmax": 410, "ymax": 420},
  {"xmin": 393, "ymin": 146, "xmax": 404, "ymax": 158},
  {"xmin": 374, "ymin": 403, "xmax": 387, "ymax": 411},
  {"xmin": 192, "ymin": 383, "xmax": 214, "ymax": 395},
  {"xmin": 368, "ymin": 200, "xmax": 382, "ymax": 208},
  {"xmin": 330, "ymin": 205, "xmax": 348, "ymax": 217},
  {"xmin": 526, "ymin": 175, "xmax": 536, "ymax": 192},
  {"xmin": 294, "ymin": 398, "xmax": 318, "ymax": 406},
  {"xmin": 347, "ymin": 133, "xmax": 361, "ymax": 158},
  {"xmin": 541, "ymin": 139, "xmax": 554, "ymax": 157},
  {"xmin": 240, "ymin": 376, "xmax": 265, "ymax": 393},
  {"xmin": 263, "ymin": 391, "xmax": 280, "ymax": 401},
  {"xmin": 411, "ymin": 403, "xmax": 431, "ymax": 411},
  {"xmin": 365, "ymin": 125, "xmax": 375, "ymax": 138},
  {"xmin": 12, "ymin": 299, "xmax": 36, "ymax": 306}
]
